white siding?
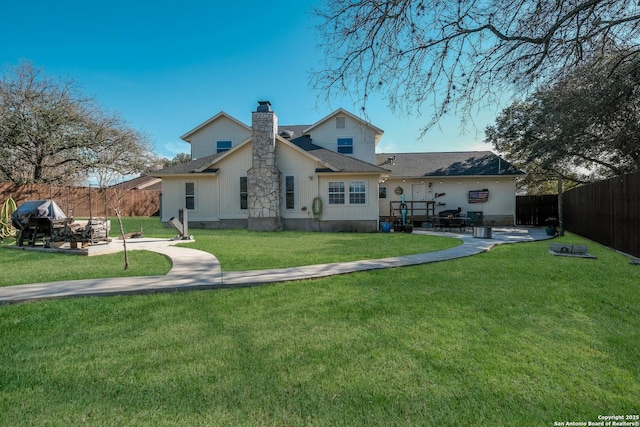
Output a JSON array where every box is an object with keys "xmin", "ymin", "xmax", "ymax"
[
  {"xmin": 189, "ymin": 116, "xmax": 251, "ymax": 159},
  {"xmin": 161, "ymin": 176, "xmax": 219, "ymax": 222},
  {"xmin": 215, "ymin": 143, "xmax": 252, "ymax": 218},
  {"xmin": 162, "ymin": 139, "xmax": 383, "ymax": 225},
  {"xmin": 318, "ymin": 175, "xmax": 380, "ymax": 221},
  {"xmin": 306, "ymin": 115, "xmax": 377, "ymax": 164},
  {"xmin": 379, "ymin": 177, "xmax": 517, "ymax": 220},
  {"xmin": 276, "ymin": 143, "xmax": 320, "ymax": 218}
]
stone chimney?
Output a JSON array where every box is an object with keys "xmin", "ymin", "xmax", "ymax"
[{"xmin": 247, "ymin": 101, "xmax": 282, "ymax": 231}]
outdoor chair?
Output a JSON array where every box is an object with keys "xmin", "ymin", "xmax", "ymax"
[{"xmin": 447, "ymin": 217, "xmax": 466, "ymax": 232}]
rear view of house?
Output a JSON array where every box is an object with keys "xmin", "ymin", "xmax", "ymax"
[
  {"xmin": 154, "ymin": 102, "xmax": 387, "ymax": 232},
  {"xmin": 154, "ymin": 101, "xmax": 523, "ymax": 231}
]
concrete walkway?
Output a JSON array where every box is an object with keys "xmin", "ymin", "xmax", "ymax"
[{"xmin": 0, "ymin": 227, "xmax": 552, "ymax": 304}]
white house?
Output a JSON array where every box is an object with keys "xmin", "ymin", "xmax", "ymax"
[
  {"xmin": 154, "ymin": 101, "xmax": 523, "ymax": 231},
  {"xmin": 376, "ymin": 152, "xmax": 524, "ymax": 226}
]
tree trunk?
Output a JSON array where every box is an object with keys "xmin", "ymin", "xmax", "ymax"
[{"xmin": 116, "ymin": 209, "xmax": 129, "ymax": 270}]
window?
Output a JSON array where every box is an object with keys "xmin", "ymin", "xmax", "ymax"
[
  {"xmin": 336, "ymin": 116, "xmax": 346, "ymax": 129},
  {"xmin": 337, "ymin": 138, "xmax": 353, "ymax": 154},
  {"xmin": 185, "ymin": 182, "xmax": 195, "ymax": 210},
  {"xmin": 379, "ymin": 186, "xmax": 387, "ymax": 199},
  {"xmin": 285, "ymin": 175, "xmax": 295, "ymax": 210},
  {"xmin": 217, "ymin": 140, "xmax": 232, "ymax": 153},
  {"xmin": 239, "ymin": 177, "xmax": 248, "ymax": 210},
  {"xmin": 329, "ymin": 181, "xmax": 366, "ymax": 205},
  {"xmin": 349, "ymin": 181, "xmax": 366, "ymax": 204},
  {"xmin": 328, "ymin": 182, "xmax": 345, "ymax": 204}
]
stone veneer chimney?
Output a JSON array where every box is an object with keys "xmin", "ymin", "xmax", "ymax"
[{"xmin": 247, "ymin": 101, "xmax": 282, "ymax": 231}]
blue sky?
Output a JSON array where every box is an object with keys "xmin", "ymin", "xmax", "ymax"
[{"xmin": 1, "ymin": 0, "xmax": 498, "ymax": 159}]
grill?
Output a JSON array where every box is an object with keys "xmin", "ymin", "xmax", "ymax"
[{"xmin": 11, "ymin": 199, "xmax": 110, "ymax": 247}]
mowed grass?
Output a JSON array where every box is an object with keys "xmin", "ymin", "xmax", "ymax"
[
  {"xmin": 178, "ymin": 229, "xmax": 459, "ymax": 271},
  {"xmin": 0, "ymin": 231, "xmax": 638, "ymax": 426},
  {"xmin": 0, "ymin": 217, "xmax": 459, "ymax": 285},
  {"xmin": 117, "ymin": 216, "xmax": 461, "ymax": 270},
  {"xmin": 0, "ymin": 246, "xmax": 172, "ymax": 287}
]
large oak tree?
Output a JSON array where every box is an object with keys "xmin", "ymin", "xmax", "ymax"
[{"xmin": 485, "ymin": 49, "xmax": 640, "ymax": 193}]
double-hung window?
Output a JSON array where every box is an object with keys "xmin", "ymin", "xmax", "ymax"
[
  {"xmin": 239, "ymin": 177, "xmax": 248, "ymax": 210},
  {"xmin": 329, "ymin": 181, "xmax": 366, "ymax": 205},
  {"xmin": 185, "ymin": 182, "xmax": 195, "ymax": 210},
  {"xmin": 285, "ymin": 175, "xmax": 295, "ymax": 210},
  {"xmin": 349, "ymin": 181, "xmax": 366, "ymax": 204},
  {"xmin": 328, "ymin": 182, "xmax": 345, "ymax": 204},
  {"xmin": 337, "ymin": 138, "xmax": 353, "ymax": 154},
  {"xmin": 217, "ymin": 140, "xmax": 232, "ymax": 153}
]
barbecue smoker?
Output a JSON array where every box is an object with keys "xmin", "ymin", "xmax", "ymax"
[{"xmin": 11, "ymin": 200, "xmax": 110, "ymax": 247}]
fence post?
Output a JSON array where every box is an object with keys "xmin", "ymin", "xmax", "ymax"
[{"xmin": 558, "ymin": 175, "xmax": 564, "ymax": 236}]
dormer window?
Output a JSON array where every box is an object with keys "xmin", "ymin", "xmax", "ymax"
[
  {"xmin": 336, "ymin": 116, "xmax": 346, "ymax": 129},
  {"xmin": 337, "ymin": 138, "xmax": 353, "ymax": 154}
]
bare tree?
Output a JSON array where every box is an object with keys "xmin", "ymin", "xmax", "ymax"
[
  {"xmin": 0, "ymin": 61, "xmax": 153, "ymax": 185},
  {"xmin": 91, "ymin": 122, "xmax": 155, "ymax": 270},
  {"xmin": 312, "ymin": 0, "xmax": 640, "ymax": 134}
]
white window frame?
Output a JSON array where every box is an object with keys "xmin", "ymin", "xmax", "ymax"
[
  {"xmin": 284, "ymin": 174, "xmax": 296, "ymax": 210},
  {"xmin": 337, "ymin": 137, "xmax": 353, "ymax": 154},
  {"xmin": 328, "ymin": 181, "xmax": 345, "ymax": 205},
  {"xmin": 185, "ymin": 182, "xmax": 196, "ymax": 211},
  {"xmin": 349, "ymin": 181, "xmax": 366, "ymax": 204}
]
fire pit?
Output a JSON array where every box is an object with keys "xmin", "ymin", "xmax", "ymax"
[{"xmin": 473, "ymin": 226, "xmax": 492, "ymax": 239}]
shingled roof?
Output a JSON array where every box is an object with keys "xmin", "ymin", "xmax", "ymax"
[
  {"xmin": 376, "ymin": 151, "xmax": 523, "ymax": 178},
  {"xmin": 113, "ymin": 175, "xmax": 162, "ymax": 191},
  {"xmin": 153, "ymin": 152, "xmax": 224, "ymax": 175},
  {"xmin": 277, "ymin": 125, "xmax": 310, "ymax": 140},
  {"xmin": 291, "ymin": 136, "xmax": 389, "ymax": 174},
  {"xmin": 153, "ymin": 137, "xmax": 388, "ymax": 176}
]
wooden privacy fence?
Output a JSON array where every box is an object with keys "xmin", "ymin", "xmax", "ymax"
[
  {"xmin": 564, "ymin": 171, "xmax": 640, "ymax": 258},
  {"xmin": 0, "ymin": 182, "xmax": 160, "ymax": 218},
  {"xmin": 516, "ymin": 194, "xmax": 558, "ymax": 226}
]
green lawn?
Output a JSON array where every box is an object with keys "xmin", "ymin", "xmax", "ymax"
[
  {"xmin": 177, "ymin": 229, "xmax": 458, "ymax": 271},
  {"xmin": 0, "ymin": 218, "xmax": 459, "ymax": 285},
  {"xmin": 0, "ymin": 228, "xmax": 638, "ymax": 426},
  {"xmin": 0, "ymin": 249, "xmax": 172, "ymax": 287}
]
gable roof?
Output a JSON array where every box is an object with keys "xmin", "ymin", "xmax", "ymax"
[
  {"xmin": 303, "ymin": 108, "xmax": 384, "ymax": 145},
  {"xmin": 153, "ymin": 136, "xmax": 388, "ymax": 177},
  {"xmin": 291, "ymin": 136, "xmax": 389, "ymax": 174},
  {"xmin": 181, "ymin": 108, "xmax": 383, "ymax": 145},
  {"xmin": 376, "ymin": 151, "xmax": 524, "ymax": 178},
  {"xmin": 180, "ymin": 111, "xmax": 251, "ymax": 143}
]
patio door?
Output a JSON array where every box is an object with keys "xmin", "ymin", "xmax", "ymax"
[{"xmin": 412, "ymin": 184, "xmax": 425, "ymax": 201}]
